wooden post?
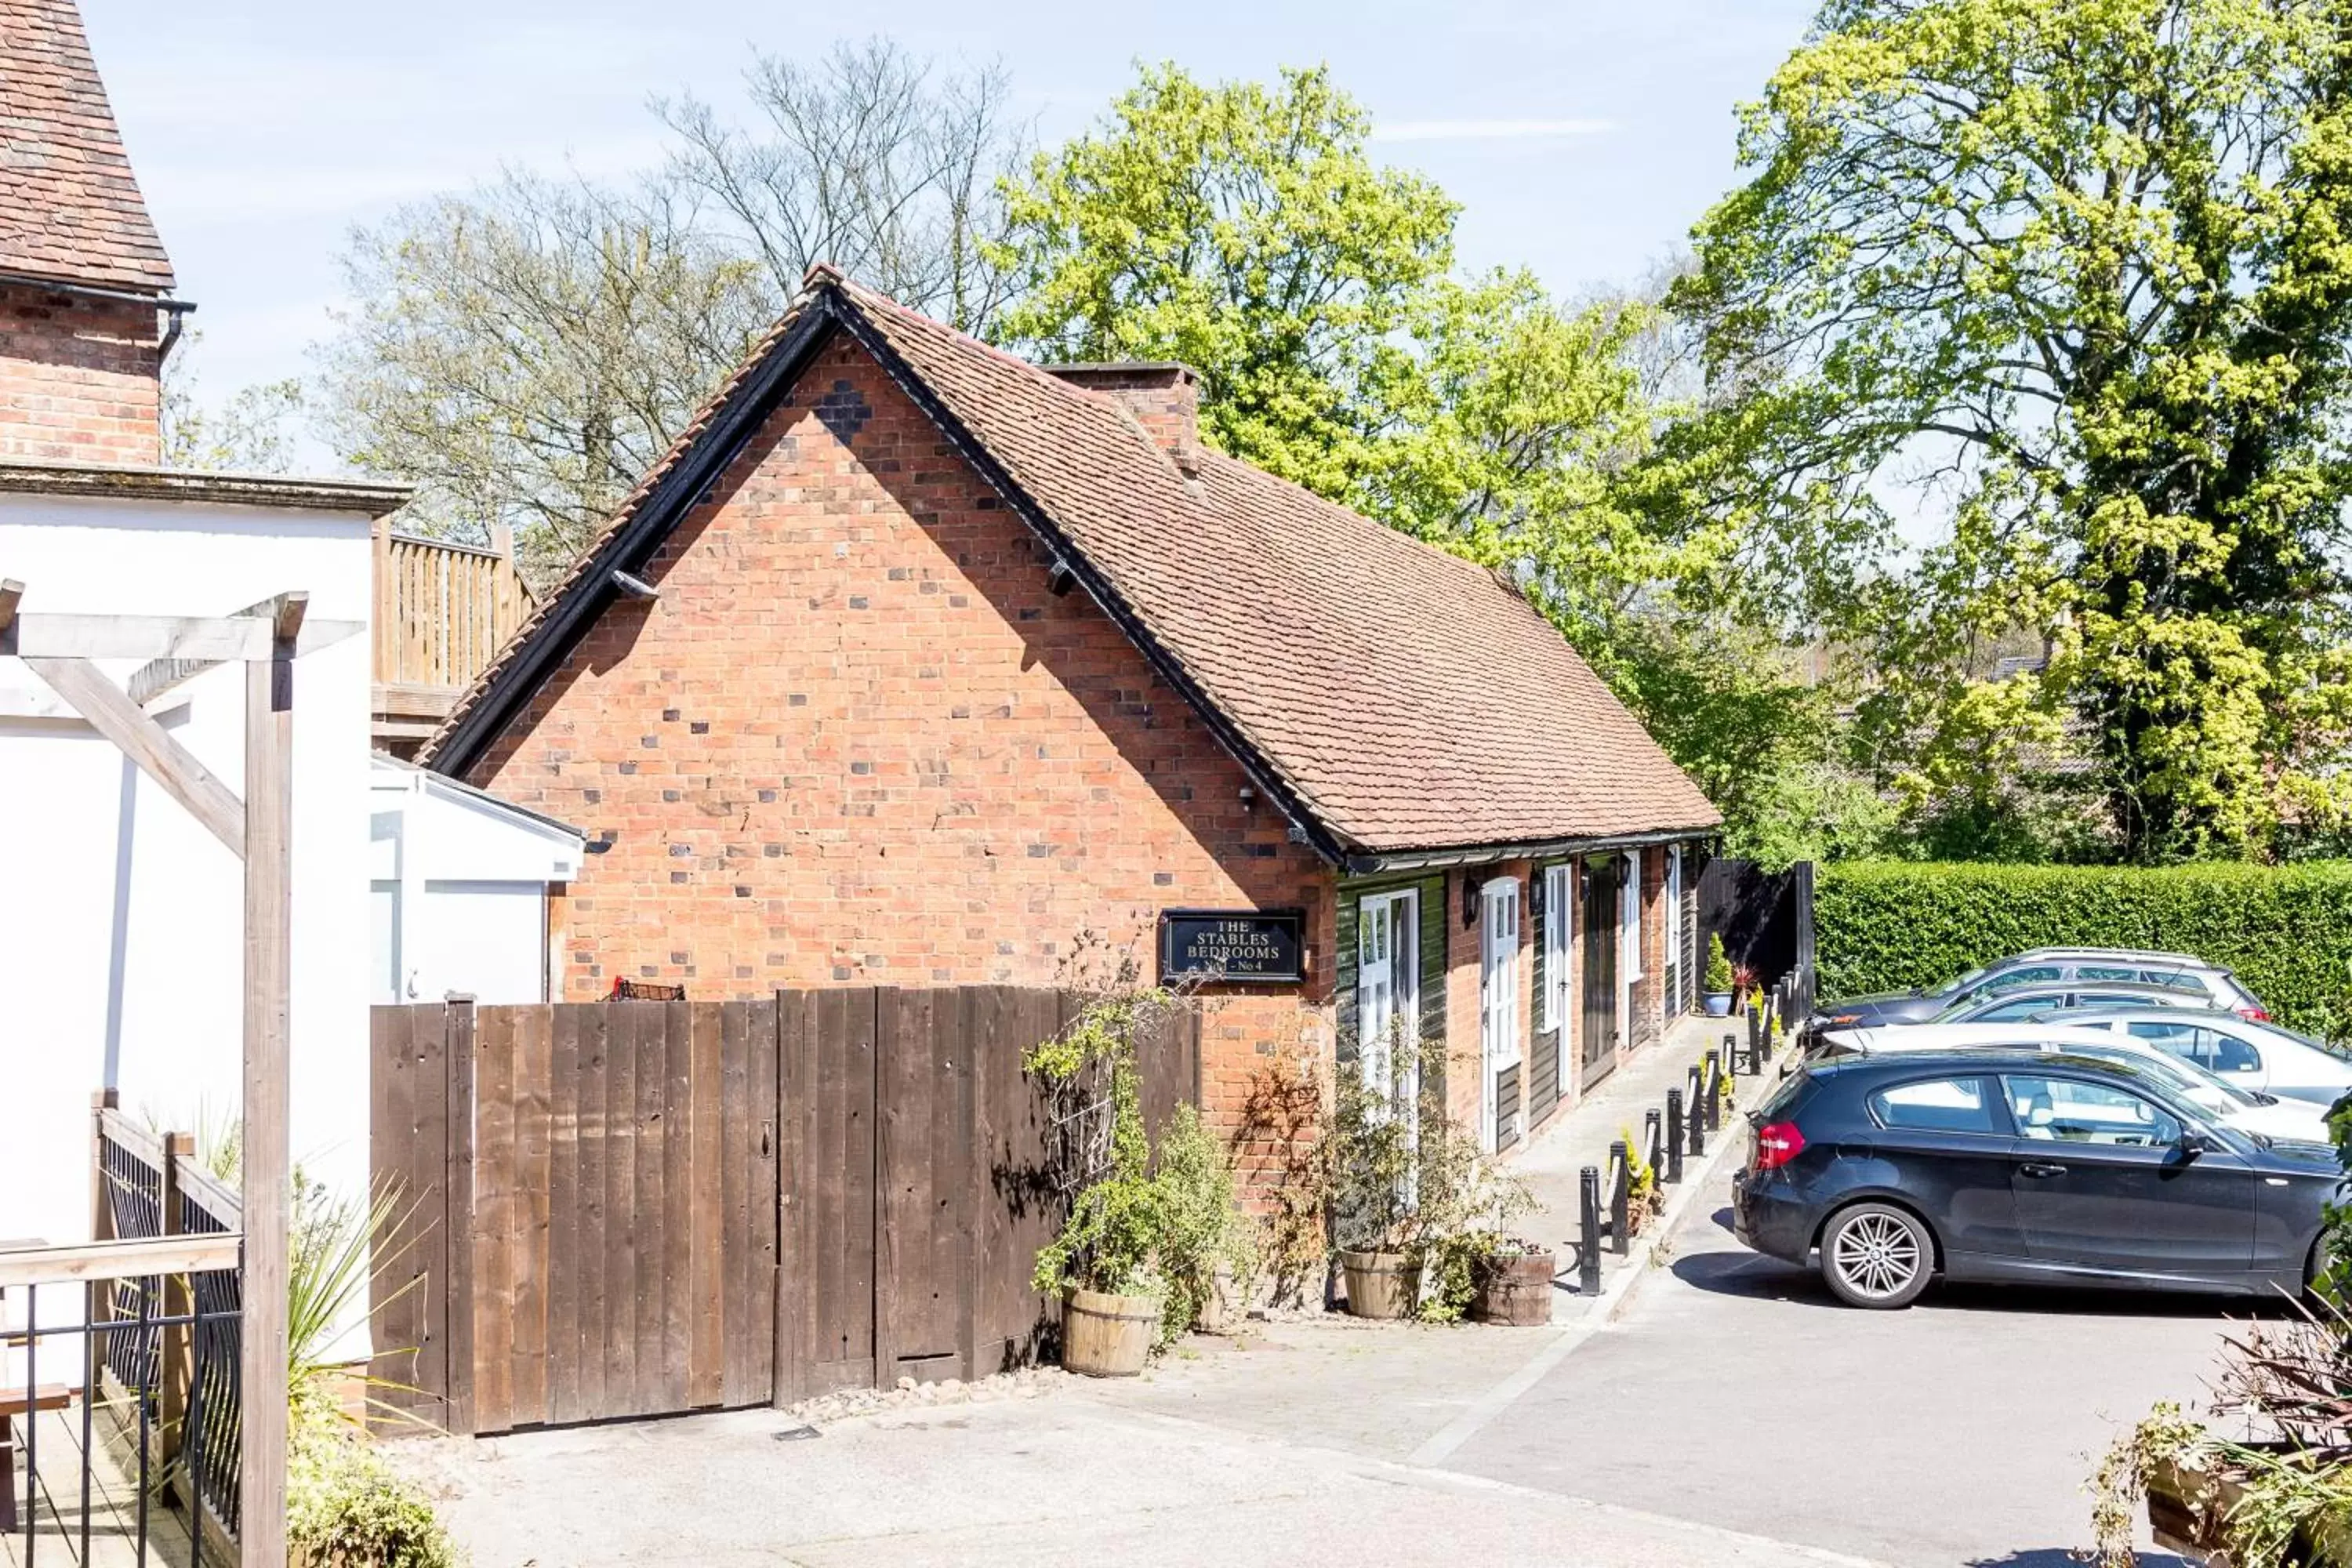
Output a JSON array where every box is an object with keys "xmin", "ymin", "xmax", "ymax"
[{"xmin": 238, "ymin": 603, "xmax": 299, "ymax": 1568}]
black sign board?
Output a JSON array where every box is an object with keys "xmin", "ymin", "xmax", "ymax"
[{"xmin": 1158, "ymin": 909, "xmax": 1306, "ymax": 984}]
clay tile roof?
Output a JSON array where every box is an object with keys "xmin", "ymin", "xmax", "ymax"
[
  {"xmin": 0, "ymin": 0, "xmax": 174, "ymax": 292},
  {"xmin": 425, "ymin": 270, "xmax": 1719, "ymax": 859}
]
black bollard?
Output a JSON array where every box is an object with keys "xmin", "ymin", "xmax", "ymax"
[
  {"xmin": 1722, "ymin": 1031, "xmax": 1740, "ymax": 1077},
  {"xmin": 1578, "ymin": 1167, "xmax": 1604, "ymax": 1294},
  {"xmin": 1664, "ymin": 1091, "xmax": 1685, "ymax": 1183},
  {"xmin": 1643, "ymin": 1107, "xmax": 1664, "ymax": 1175},
  {"xmin": 1609, "ymin": 1139, "xmax": 1631, "ymax": 1255},
  {"xmin": 1702, "ymin": 1051, "xmax": 1722, "ymax": 1131},
  {"xmin": 1688, "ymin": 1079, "xmax": 1707, "ymax": 1158}
]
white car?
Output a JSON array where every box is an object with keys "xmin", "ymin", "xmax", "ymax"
[
  {"xmin": 2048, "ymin": 1007, "xmax": 2352, "ymax": 1109},
  {"xmin": 1814, "ymin": 1022, "xmax": 2335, "ymax": 1145}
]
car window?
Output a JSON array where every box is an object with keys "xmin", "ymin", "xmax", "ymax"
[
  {"xmin": 1975, "ymin": 966, "xmax": 2062, "ymax": 998},
  {"xmin": 2075, "ymin": 965, "xmax": 2136, "ymax": 982},
  {"xmin": 2076, "ymin": 992, "xmax": 2158, "ymax": 1011},
  {"xmin": 2134, "ymin": 970, "xmax": 2207, "ymax": 994},
  {"xmin": 2004, "ymin": 1075, "xmax": 2183, "ymax": 1147},
  {"xmin": 2194, "ymin": 1028, "xmax": 2261, "ymax": 1073},
  {"xmin": 1973, "ymin": 996, "xmax": 2056, "ymax": 1022},
  {"xmin": 1869, "ymin": 1076, "xmax": 1998, "ymax": 1134}
]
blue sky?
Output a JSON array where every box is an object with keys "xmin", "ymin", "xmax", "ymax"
[{"xmin": 82, "ymin": 0, "xmax": 1817, "ymax": 412}]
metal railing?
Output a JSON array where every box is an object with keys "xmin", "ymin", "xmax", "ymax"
[
  {"xmin": 2, "ymin": 1234, "xmax": 242, "ymax": 1566},
  {"xmin": 87, "ymin": 1102, "xmax": 244, "ymax": 1555}
]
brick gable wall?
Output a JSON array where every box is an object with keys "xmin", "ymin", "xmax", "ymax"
[
  {"xmin": 0, "ymin": 281, "xmax": 162, "ymax": 463},
  {"xmin": 464, "ymin": 335, "xmax": 1330, "ymax": 1131}
]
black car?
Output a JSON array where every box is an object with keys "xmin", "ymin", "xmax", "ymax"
[{"xmin": 1732, "ymin": 1048, "xmax": 2340, "ymax": 1308}]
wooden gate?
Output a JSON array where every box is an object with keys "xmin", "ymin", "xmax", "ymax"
[{"xmin": 372, "ymin": 987, "xmax": 1200, "ymax": 1434}]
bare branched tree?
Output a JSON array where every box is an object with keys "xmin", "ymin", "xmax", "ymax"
[
  {"xmin": 657, "ymin": 38, "xmax": 1026, "ymax": 335},
  {"xmin": 315, "ymin": 171, "xmax": 777, "ymax": 582},
  {"xmin": 315, "ymin": 38, "xmax": 1025, "ymax": 579}
]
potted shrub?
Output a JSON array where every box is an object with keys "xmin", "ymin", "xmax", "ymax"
[
  {"xmin": 1326, "ymin": 1029, "xmax": 1537, "ymax": 1321},
  {"xmin": 1025, "ymin": 986, "xmax": 1252, "ymax": 1373},
  {"xmin": 1323, "ymin": 1060, "xmax": 1421, "ymax": 1316},
  {"xmin": 1703, "ymin": 934, "xmax": 1735, "ymax": 1017},
  {"xmin": 1465, "ymin": 1235, "xmax": 1555, "ymax": 1326}
]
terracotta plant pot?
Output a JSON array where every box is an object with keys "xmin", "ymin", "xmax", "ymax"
[
  {"xmin": 1470, "ymin": 1250, "xmax": 1556, "ymax": 1326},
  {"xmin": 1339, "ymin": 1248, "xmax": 1420, "ymax": 1319},
  {"xmin": 1061, "ymin": 1288, "xmax": 1159, "ymax": 1377}
]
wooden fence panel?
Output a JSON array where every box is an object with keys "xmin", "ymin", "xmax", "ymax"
[{"xmin": 373, "ymin": 985, "xmax": 1198, "ymax": 1429}]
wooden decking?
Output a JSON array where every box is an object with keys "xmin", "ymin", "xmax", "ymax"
[{"xmin": 2, "ymin": 1401, "xmax": 201, "ymax": 1568}]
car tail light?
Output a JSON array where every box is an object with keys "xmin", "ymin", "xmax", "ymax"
[
  {"xmin": 1753, "ymin": 1121, "xmax": 1806, "ymax": 1171},
  {"xmin": 2238, "ymin": 1005, "xmax": 2272, "ymax": 1022}
]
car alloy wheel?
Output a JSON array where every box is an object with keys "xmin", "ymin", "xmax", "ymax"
[{"xmin": 1823, "ymin": 1203, "xmax": 1931, "ymax": 1308}]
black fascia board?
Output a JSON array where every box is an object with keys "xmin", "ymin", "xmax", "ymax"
[{"xmin": 430, "ymin": 300, "xmax": 843, "ymax": 777}]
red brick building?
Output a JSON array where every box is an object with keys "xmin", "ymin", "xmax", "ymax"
[
  {"xmin": 0, "ymin": 0, "xmax": 185, "ymax": 465},
  {"xmin": 423, "ymin": 267, "xmax": 1720, "ymax": 1154}
]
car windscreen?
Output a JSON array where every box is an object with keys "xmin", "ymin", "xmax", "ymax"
[
  {"xmin": 2072, "ymin": 1045, "xmax": 2252, "ymax": 1108},
  {"xmin": 2252, "ymin": 1020, "xmax": 2352, "ymax": 1062}
]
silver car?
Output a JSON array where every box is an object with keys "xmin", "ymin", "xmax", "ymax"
[{"xmin": 2043, "ymin": 1006, "xmax": 2352, "ymax": 1108}]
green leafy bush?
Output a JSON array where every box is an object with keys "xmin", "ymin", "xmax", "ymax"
[
  {"xmin": 1817, "ymin": 861, "xmax": 2352, "ymax": 1040},
  {"xmin": 288, "ymin": 1386, "xmax": 462, "ymax": 1568}
]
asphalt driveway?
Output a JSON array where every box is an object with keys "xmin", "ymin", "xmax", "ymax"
[{"xmin": 1439, "ymin": 1161, "xmax": 2248, "ymax": 1567}]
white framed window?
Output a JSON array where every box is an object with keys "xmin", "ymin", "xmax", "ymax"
[
  {"xmin": 1665, "ymin": 845, "xmax": 1684, "ymax": 1008},
  {"xmin": 1480, "ymin": 876, "xmax": 1523, "ymax": 1151},
  {"xmin": 1356, "ymin": 888, "xmax": 1421, "ymax": 1116},
  {"xmin": 1621, "ymin": 850, "xmax": 1644, "ymax": 984},
  {"xmin": 1541, "ymin": 863, "xmax": 1572, "ymax": 1034}
]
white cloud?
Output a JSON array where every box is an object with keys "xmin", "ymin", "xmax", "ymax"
[{"xmin": 1371, "ymin": 118, "xmax": 1615, "ymax": 143}]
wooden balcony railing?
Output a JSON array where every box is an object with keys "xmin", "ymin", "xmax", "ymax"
[{"xmin": 372, "ymin": 524, "xmax": 535, "ymax": 755}]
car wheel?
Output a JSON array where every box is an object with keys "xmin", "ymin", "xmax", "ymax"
[{"xmin": 1819, "ymin": 1203, "xmax": 1933, "ymax": 1309}]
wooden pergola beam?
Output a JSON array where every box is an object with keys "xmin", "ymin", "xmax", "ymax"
[
  {"xmin": 1, "ymin": 609, "xmax": 358, "ymax": 662},
  {"xmin": 23, "ymin": 657, "xmax": 245, "ymax": 856},
  {"xmin": 126, "ymin": 590, "xmax": 315, "ymax": 706}
]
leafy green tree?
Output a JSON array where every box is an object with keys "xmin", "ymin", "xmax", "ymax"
[
  {"xmin": 1676, "ymin": 0, "xmax": 2352, "ymax": 862},
  {"xmin": 992, "ymin": 64, "xmax": 1458, "ymax": 498}
]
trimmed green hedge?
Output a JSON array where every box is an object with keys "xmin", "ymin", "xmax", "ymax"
[{"xmin": 1816, "ymin": 861, "xmax": 2352, "ymax": 1041}]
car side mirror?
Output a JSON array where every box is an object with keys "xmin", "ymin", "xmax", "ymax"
[{"xmin": 2178, "ymin": 1130, "xmax": 2216, "ymax": 1157}]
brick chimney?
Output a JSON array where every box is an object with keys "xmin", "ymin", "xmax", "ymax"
[{"xmin": 1046, "ymin": 362, "xmax": 1202, "ymax": 477}]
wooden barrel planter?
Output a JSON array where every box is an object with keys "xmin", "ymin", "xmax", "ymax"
[
  {"xmin": 1062, "ymin": 1289, "xmax": 1159, "ymax": 1377},
  {"xmin": 1471, "ymin": 1250, "xmax": 1556, "ymax": 1326},
  {"xmin": 1339, "ymin": 1249, "xmax": 1420, "ymax": 1319}
]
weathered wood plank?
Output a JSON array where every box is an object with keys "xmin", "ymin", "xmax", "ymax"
[
  {"xmin": 604, "ymin": 1003, "xmax": 639, "ymax": 1418},
  {"xmin": 512, "ymin": 1007, "xmax": 554, "ymax": 1425},
  {"xmin": 688, "ymin": 1000, "xmax": 724, "ymax": 1408},
  {"xmin": 633, "ymin": 1001, "xmax": 667, "ymax": 1416},
  {"xmin": 409, "ymin": 1004, "xmax": 451, "ymax": 1426},
  {"xmin": 662, "ymin": 1000, "xmax": 693, "ymax": 1411},
  {"xmin": 444, "ymin": 1000, "xmax": 477, "ymax": 1436},
  {"xmin": 546, "ymin": 1004, "xmax": 581, "ymax": 1425},
  {"xmin": 719, "ymin": 1001, "xmax": 751, "ymax": 1406},
  {"xmin": 748, "ymin": 995, "xmax": 780, "ymax": 1403},
  {"xmin": 471, "ymin": 1006, "xmax": 516, "ymax": 1436},
  {"xmin": 575, "ymin": 1005, "xmax": 608, "ymax": 1423}
]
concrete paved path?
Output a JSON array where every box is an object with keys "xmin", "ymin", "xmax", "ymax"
[{"xmin": 394, "ymin": 1387, "xmax": 1887, "ymax": 1566}]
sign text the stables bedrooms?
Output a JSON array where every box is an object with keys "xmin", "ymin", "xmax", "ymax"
[{"xmin": 1158, "ymin": 909, "xmax": 1306, "ymax": 984}]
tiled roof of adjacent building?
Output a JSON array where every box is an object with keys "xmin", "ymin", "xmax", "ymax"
[
  {"xmin": 0, "ymin": 0, "xmax": 174, "ymax": 292},
  {"xmin": 423, "ymin": 267, "xmax": 1720, "ymax": 863}
]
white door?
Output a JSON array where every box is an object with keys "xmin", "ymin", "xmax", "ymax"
[
  {"xmin": 1358, "ymin": 890, "xmax": 1421, "ymax": 1109},
  {"xmin": 1480, "ymin": 877, "xmax": 1523, "ymax": 1151}
]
